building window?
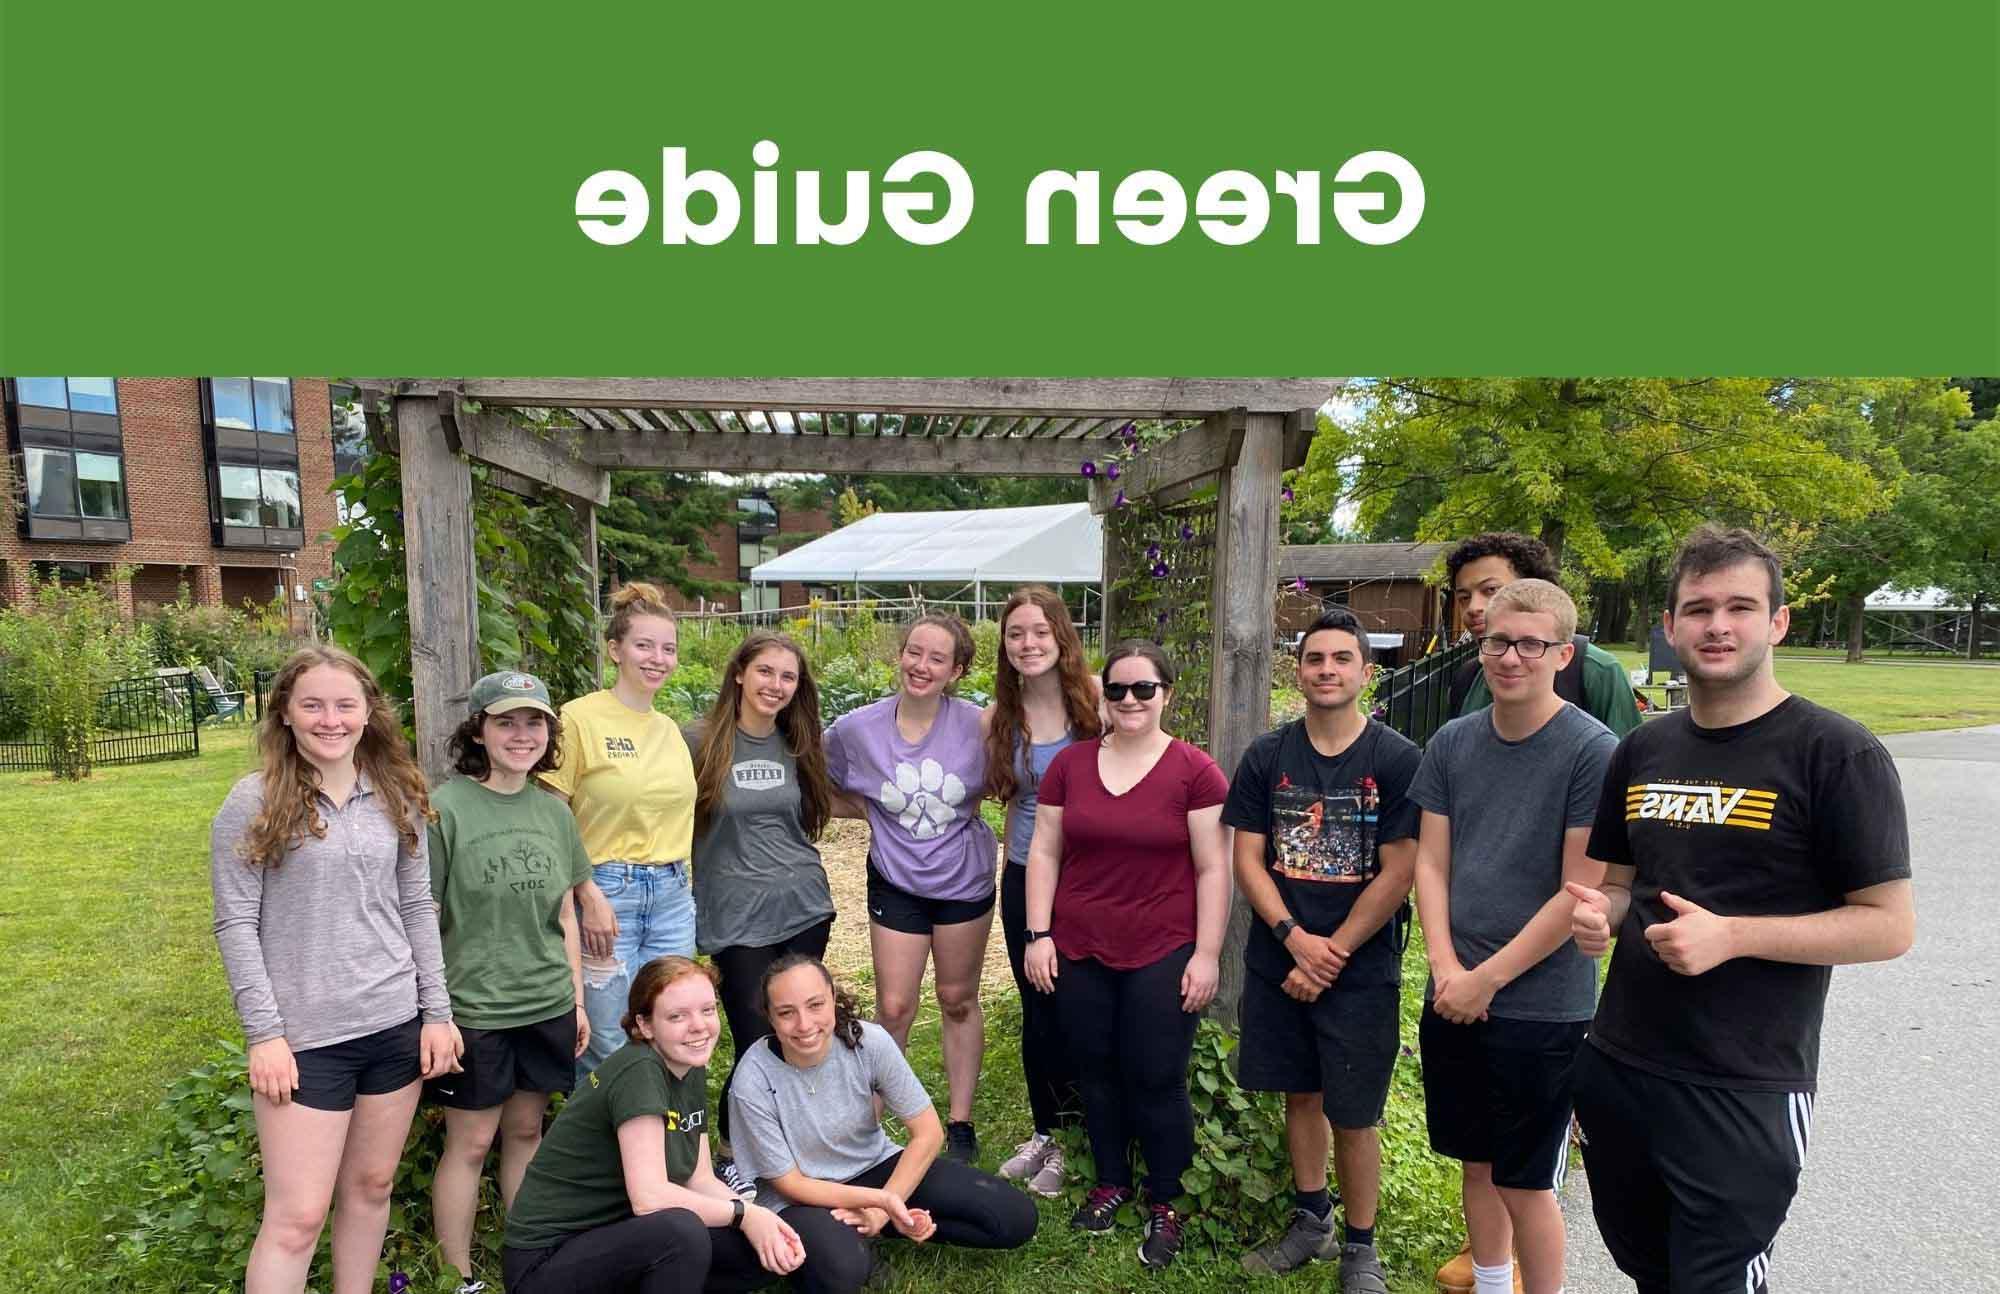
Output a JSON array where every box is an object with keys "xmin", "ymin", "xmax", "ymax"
[
  {"xmin": 261, "ymin": 468, "xmax": 302, "ymax": 529},
  {"xmin": 219, "ymin": 465, "xmax": 263, "ymax": 527},
  {"xmin": 212, "ymin": 377, "xmax": 294, "ymax": 433},
  {"xmin": 18, "ymin": 377, "xmax": 118, "ymax": 414},
  {"xmin": 30, "ymin": 560, "xmax": 95, "ymax": 586},
  {"xmin": 76, "ymin": 452, "xmax": 127, "ymax": 519},
  {"xmin": 8, "ymin": 380, "xmax": 130, "ymax": 541},
  {"xmin": 24, "ymin": 446, "xmax": 80, "ymax": 517}
]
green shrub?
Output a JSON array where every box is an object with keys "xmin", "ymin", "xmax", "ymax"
[{"xmin": 0, "ymin": 575, "xmax": 143, "ymax": 778}]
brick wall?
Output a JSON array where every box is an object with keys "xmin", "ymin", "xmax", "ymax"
[{"xmin": 656, "ymin": 502, "xmax": 835, "ymax": 614}]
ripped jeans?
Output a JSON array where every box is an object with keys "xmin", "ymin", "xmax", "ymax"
[{"xmin": 577, "ymin": 861, "xmax": 696, "ymax": 1078}]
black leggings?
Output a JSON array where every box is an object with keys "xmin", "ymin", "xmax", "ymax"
[
  {"xmin": 502, "ymin": 1208, "xmax": 777, "ymax": 1294},
  {"xmin": 1000, "ymin": 865, "xmax": 1081, "ymax": 1135},
  {"xmin": 1055, "ymin": 943, "xmax": 1199, "ymax": 1200},
  {"xmin": 779, "ymin": 1151, "xmax": 1039, "ymax": 1294},
  {"xmin": 711, "ymin": 915, "xmax": 834, "ymax": 1140}
]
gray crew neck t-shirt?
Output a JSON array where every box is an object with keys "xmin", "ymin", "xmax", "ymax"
[
  {"xmin": 1408, "ymin": 703, "xmax": 1616, "ymax": 1022},
  {"xmin": 685, "ymin": 723, "xmax": 836, "ymax": 954},
  {"xmin": 727, "ymin": 1020, "xmax": 934, "ymax": 1211}
]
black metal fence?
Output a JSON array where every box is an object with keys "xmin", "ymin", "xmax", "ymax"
[
  {"xmin": 0, "ymin": 673, "xmax": 203, "ymax": 772},
  {"xmin": 1371, "ymin": 637, "xmax": 1478, "ymax": 749}
]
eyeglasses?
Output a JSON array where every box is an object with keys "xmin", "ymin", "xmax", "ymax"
[
  {"xmin": 1103, "ymin": 680, "xmax": 1165, "ymax": 702},
  {"xmin": 1478, "ymin": 634, "xmax": 1564, "ymax": 659}
]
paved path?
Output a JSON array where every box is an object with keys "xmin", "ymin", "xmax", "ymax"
[{"xmin": 1563, "ymin": 724, "xmax": 2000, "ymax": 1291}]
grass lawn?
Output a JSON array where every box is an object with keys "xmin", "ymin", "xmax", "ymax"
[
  {"xmin": 1601, "ymin": 646, "xmax": 2000, "ymax": 734},
  {"xmin": 0, "ymin": 724, "xmax": 1455, "ymax": 1294}
]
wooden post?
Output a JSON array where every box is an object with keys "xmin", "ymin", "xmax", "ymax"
[
  {"xmin": 1096, "ymin": 479, "xmax": 1121, "ymax": 643},
  {"xmin": 582, "ymin": 502, "xmax": 604, "ymax": 688},
  {"xmin": 397, "ymin": 396, "xmax": 478, "ymax": 782},
  {"xmin": 1207, "ymin": 412, "xmax": 1284, "ymax": 1028}
]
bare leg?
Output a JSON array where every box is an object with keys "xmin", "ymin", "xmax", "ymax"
[
  {"xmin": 1462, "ymin": 1161, "xmax": 1514, "ymax": 1267},
  {"xmin": 329, "ymin": 1083, "xmax": 421, "ymax": 1294},
  {"xmin": 495, "ymin": 1090, "xmax": 549, "ymax": 1211},
  {"xmin": 1496, "ymin": 1186, "xmax": 1564, "ymax": 1294},
  {"xmin": 434, "ymin": 1105, "xmax": 502, "ymax": 1277},
  {"xmin": 246, "ymin": 1097, "xmax": 350, "ymax": 1294},
  {"xmin": 1284, "ymin": 1092, "xmax": 1330, "ymax": 1194},
  {"xmin": 929, "ymin": 910, "xmax": 995, "ymax": 1123},
  {"xmin": 1332, "ymin": 1124, "xmax": 1381, "ymax": 1231},
  {"xmin": 869, "ymin": 922, "xmax": 933, "ymax": 1050}
]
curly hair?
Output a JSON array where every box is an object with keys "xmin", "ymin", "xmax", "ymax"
[
  {"xmin": 985, "ymin": 586, "xmax": 1102, "ymax": 806},
  {"xmin": 1444, "ymin": 532, "xmax": 1560, "ymax": 591},
  {"xmin": 759, "ymin": 954, "xmax": 866, "ymax": 1051}
]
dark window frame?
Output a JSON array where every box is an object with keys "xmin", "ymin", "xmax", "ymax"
[
  {"xmin": 201, "ymin": 378, "xmax": 304, "ymax": 550},
  {"xmin": 4, "ymin": 378, "xmax": 132, "ymax": 543}
]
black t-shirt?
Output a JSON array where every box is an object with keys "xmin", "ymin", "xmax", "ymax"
[
  {"xmin": 1586, "ymin": 696, "xmax": 1910, "ymax": 1093},
  {"xmin": 1224, "ymin": 718, "xmax": 1423, "ymax": 988}
]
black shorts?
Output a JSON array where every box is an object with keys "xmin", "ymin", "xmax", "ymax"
[
  {"xmin": 1418, "ymin": 1005, "xmax": 1585, "ymax": 1190},
  {"xmin": 1572, "ymin": 1044, "xmax": 1810, "ymax": 1293},
  {"xmin": 865, "ymin": 861, "xmax": 995, "ymax": 936},
  {"xmin": 1237, "ymin": 972, "xmax": 1398, "ymax": 1129},
  {"xmin": 424, "ymin": 1007, "xmax": 579, "ymax": 1109},
  {"xmin": 293, "ymin": 1016, "xmax": 422, "ymax": 1112}
]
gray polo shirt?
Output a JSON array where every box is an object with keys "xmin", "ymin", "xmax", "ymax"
[{"xmin": 210, "ymin": 770, "xmax": 452, "ymax": 1050}]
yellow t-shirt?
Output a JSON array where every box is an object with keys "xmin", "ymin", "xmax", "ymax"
[{"xmin": 539, "ymin": 690, "xmax": 696, "ymax": 867}]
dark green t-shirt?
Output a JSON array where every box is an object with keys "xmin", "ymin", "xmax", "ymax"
[
  {"xmin": 506, "ymin": 1042, "xmax": 708, "ymax": 1249},
  {"xmin": 428, "ymin": 776, "xmax": 593, "ymax": 1029}
]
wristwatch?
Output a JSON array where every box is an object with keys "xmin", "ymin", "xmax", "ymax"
[
  {"xmin": 1026, "ymin": 929, "xmax": 1053, "ymax": 943},
  {"xmin": 1271, "ymin": 918, "xmax": 1298, "ymax": 943},
  {"xmin": 731, "ymin": 1198, "xmax": 747, "ymax": 1229}
]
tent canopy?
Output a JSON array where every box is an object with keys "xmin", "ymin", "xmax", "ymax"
[
  {"xmin": 751, "ymin": 503, "xmax": 1102, "ymax": 586},
  {"xmin": 1866, "ymin": 585, "xmax": 1966, "ymax": 612}
]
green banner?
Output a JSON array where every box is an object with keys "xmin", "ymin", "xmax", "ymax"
[{"xmin": 4, "ymin": 4, "xmax": 1995, "ymax": 373}]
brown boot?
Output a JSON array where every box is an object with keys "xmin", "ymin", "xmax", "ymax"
[{"xmin": 1434, "ymin": 1241, "xmax": 1524, "ymax": 1294}]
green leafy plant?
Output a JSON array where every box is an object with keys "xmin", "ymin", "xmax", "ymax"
[{"xmin": 0, "ymin": 572, "xmax": 150, "ymax": 777}]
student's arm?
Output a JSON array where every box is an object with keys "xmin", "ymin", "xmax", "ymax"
[
  {"xmin": 1181, "ymin": 803, "xmax": 1228, "ymax": 1012},
  {"xmin": 1643, "ymin": 878, "xmax": 1914, "ymax": 976},
  {"xmin": 1436, "ymin": 825, "xmax": 1604, "ymax": 1023},
  {"xmin": 881, "ymin": 1104, "xmax": 945, "ymax": 1209},
  {"xmin": 1233, "ymin": 828, "xmax": 1341, "ymax": 990},
  {"xmin": 616, "ymin": 1115, "xmax": 805, "ymax": 1262},
  {"xmin": 1328, "ymin": 836, "xmax": 1417, "ymax": 962},
  {"xmin": 211, "ymin": 787, "xmax": 294, "ymax": 1100},
  {"xmin": 558, "ymin": 886, "xmax": 589, "ymax": 1058},
  {"xmin": 1569, "ymin": 861, "xmax": 1635, "ymax": 956},
  {"xmin": 1412, "ymin": 809, "xmax": 1465, "ymax": 999},
  {"xmin": 396, "ymin": 820, "xmax": 463, "ymax": 1078},
  {"xmin": 1022, "ymin": 803, "xmax": 1064, "ymax": 992}
]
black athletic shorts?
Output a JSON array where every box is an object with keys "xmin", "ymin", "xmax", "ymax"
[
  {"xmin": 1237, "ymin": 971, "xmax": 1399, "ymax": 1130},
  {"xmin": 1572, "ymin": 1044, "xmax": 1811, "ymax": 1294},
  {"xmin": 293, "ymin": 1015, "xmax": 422, "ymax": 1112},
  {"xmin": 1418, "ymin": 1004, "xmax": 1586, "ymax": 1190},
  {"xmin": 424, "ymin": 1007, "xmax": 578, "ymax": 1109},
  {"xmin": 866, "ymin": 860, "xmax": 995, "ymax": 935}
]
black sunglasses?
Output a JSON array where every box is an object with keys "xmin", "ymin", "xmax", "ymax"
[{"xmin": 1103, "ymin": 680, "xmax": 1165, "ymax": 702}]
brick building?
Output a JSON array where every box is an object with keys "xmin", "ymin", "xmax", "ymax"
[
  {"xmin": 663, "ymin": 487, "xmax": 836, "ymax": 614},
  {"xmin": 2, "ymin": 377, "xmax": 346, "ymax": 630}
]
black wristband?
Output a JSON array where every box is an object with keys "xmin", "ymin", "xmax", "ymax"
[
  {"xmin": 1272, "ymin": 918, "xmax": 1298, "ymax": 943},
  {"xmin": 1027, "ymin": 929, "xmax": 1052, "ymax": 943},
  {"xmin": 731, "ymin": 1198, "xmax": 746, "ymax": 1229}
]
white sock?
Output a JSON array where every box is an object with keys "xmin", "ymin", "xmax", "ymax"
[{"xmin": 1472, "ymin": 1259, "xmax": 1514, "ymax": 1294}]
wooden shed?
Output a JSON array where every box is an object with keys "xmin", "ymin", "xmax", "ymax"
[{"xmin": 1275, "ymin": 541, "xmax": 1449, "ymax": 663}]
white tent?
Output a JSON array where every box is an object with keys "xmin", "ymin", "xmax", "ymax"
[
  {"xmin": 749, "ymin": 503, "xmax": 1102, "ymax": 591},
  {"xmin": 1866, "ymin": 585, "xmax": 1966, "ymax": 612}
]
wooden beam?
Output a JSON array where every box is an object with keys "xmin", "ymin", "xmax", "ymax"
[
  {"xmin": 361, "ymin": 377, "xmax": 1340, "ymax": 417},
  {"xmin": 397, "ymin": 397, "xmax": 479, "ymax": 783},
  {"xmin": 455, "ymin": 411, "xmax": 612, "ymax": 505},
  {"xmin": 574, "ymin": 428, "xmax": 1098, "ymax": 476},
  {"xmin": 1207, "ymin": 411, "xmax": 1285, "ymax": 1028},
  {"xmin": 582, "ymin": 502, "xmax": 603, "ymax": 686},
  {"xmin": 1112, "ymin": 409, "xmax": 1246, "ymax": 505}
]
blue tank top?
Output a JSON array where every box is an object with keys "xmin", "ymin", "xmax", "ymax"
[{"xmin": 1005, "ymin": 731, "xmax": 1076, "ymax": 865}]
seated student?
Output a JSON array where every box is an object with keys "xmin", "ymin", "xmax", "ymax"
[
  {"xmin": 1411, "ymin": 579, "xmax": 1617, "ymax": 1294},
  {"xmin": 503, "ymin": 957, "xmax": 806, "ymax": 1294},
  {"xmin": 728, "ymin": 955, "xmax": 1038, "ymax": 1293}
]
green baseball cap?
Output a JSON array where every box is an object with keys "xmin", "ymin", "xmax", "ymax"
[{"xmin": 468, "ymin": 670, "xmax": 556, "ymax": 718}]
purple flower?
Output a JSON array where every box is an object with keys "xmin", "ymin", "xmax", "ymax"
[
  {"xmin": 1121, "ymin": 421, "xmax": 1137, "ymax": 441},
  {"xmin": 1106, "ymin": 462, "xmax": 1121, "ymax": 481},
  {"xmin": 1146, "ymin": 543, "xmax": 1161, "ymax": 562},
  {"xmin": 1152, "ymin": 562, "xmax": 1170, "ymax": 578},
  {"xmin": 1282, "ymin": 485, "xmax": 1295, "ymax": 503},
  {"xmin": 1157, "ymin": 610, "xmax": 1170, "ymax": 625},
  {"xmin": 1179, "ymin": 523, "xmax": 1195, "ymax": 542},
  {"xmin": 1114, "ymin": 490, "xmax": 1129, "ymax": 508},
  {"xmin": 1080, "ymin": 460, "xmax": 1097, "ymax": 478},
  {"xmin": 388, "ymin": 1274, "xmax": 410, "ymax": 1294},
  {"xmin": 1293, "ymin": 576, "xmax": 1309, "ymax": 591}
]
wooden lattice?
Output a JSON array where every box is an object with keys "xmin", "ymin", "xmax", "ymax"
[{"xmin": 1105, "ymin": 493, "xmax": 1215, "ymax": 751}]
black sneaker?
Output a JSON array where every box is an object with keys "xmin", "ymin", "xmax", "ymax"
[
  {"xmin": 1240, "ymin": 1206, "xmax": 1337, "ymax": 1273},
  {"xmin": 942, "ymin": 1120, "xmax": 979, "ymax": 1165},
  {"xmin": 1070, "ymin": 1184, "xmax": 1134, "ymax": 1234},
  {"xmin": 1137, "ymin": 1202, "xmax": 1187, "ymax": 1269},
  {"xmin": 714, "ymin": 1155, "xmax": 757, "ymax": 1202}
]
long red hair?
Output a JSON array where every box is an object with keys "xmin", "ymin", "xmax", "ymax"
[{"xmin": 984, "ymin": 585, "xmax": 1102, "ymax": 805}]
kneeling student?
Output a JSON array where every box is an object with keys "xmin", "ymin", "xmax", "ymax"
[
  {"xmin": 503, "ymin": 956, "xmax": 805, "ymax": 1294},
  {"xmin": 1228, "ymin": 608, "xmax": 1421, "ymax": 1294},
  {"xmin": 1411, "ymin": 580, "xmax": 1616, "ymax": 1294},
  {"xmin": 729, "ymin": 956, "xmax": 1038, "ymax": 1293}
]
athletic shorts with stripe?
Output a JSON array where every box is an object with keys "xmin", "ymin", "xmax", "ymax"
[
  {"xmin": 1418, "ymin": 1006, "xmax": 1586, "ymax": 1191},
  {"xmin": 1572, "ymin": 1043, "xmax": 1813, "ymax": 1294}
]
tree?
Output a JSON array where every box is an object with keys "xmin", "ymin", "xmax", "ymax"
[
  {"xmin": 594, "ymin": 470, "xmax": 737, "ymax": 599},
  {"xmin": 1929, "ymin": 418, "xmax": 2000, "ymax": 657}
]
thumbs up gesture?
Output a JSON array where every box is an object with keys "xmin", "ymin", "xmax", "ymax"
[
  {"xmin": 1643, "ymin": 891, "xmax": 1735, "ymax": 976},
  {"xmin": 1566, "ymin": 882, "xmax": 1613, "ymax": 956}
]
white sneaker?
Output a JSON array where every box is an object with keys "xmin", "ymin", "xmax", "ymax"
[
  {"xmin": 1026, "ymin": 1142, "xmax": 1066, "ymax": 1197},
  {"xmin": 999, "ymin": 1132, "xmax": 1055, "ymax": 1182}
]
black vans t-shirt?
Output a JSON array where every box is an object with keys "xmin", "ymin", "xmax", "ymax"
[
  {"xmin": 1586, "ymin": 696, "xmax": 1910, "ymax": 1093},
  {"xmin": 1224, "ymin": 719, "xmax": 1423, "ymax": 988}
]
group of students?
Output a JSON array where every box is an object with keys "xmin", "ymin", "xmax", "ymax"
[{"xmin": 211, "ymin": 523, "xmax": 1915, "ymax": 1294}]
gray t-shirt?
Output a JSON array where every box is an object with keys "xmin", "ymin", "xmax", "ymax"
[
  {"xmin": 1005, "ymin": 732, "xmax": 1075, "ymax": 866},
  {"xmin": 1408, "ymin": 703, "xmax": 1616, "ymax": 1022},
  {"xmin": 685, "ymin": 723, "xmax": 835, "ymax": 953},
  {"xmin": 727, "ymin": 1020, "xmax": 934, "ymax": 1211}
]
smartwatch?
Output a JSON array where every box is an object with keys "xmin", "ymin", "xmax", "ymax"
[
  {"xmin": 1026, "ymin": 929, "xmax": 1053, "ymax": 943},
  {"xmin": 731, "ymin": 1198, "xmax": 747, "ymax": 1229},
  {"xmin": 1271, "ymin": 918, "xmax": 1298, "ymax": 943}
]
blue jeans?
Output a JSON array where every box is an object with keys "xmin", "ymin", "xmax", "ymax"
[{"xmin": 578, "ymin": 861, "xmax": 696, "ymax": 1077}]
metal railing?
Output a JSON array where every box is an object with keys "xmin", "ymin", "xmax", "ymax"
[
  {"xmin": 0, "ymin": 673, "xmax": 203, "ymax": 773},
  {"xmin": 1371, "ymin": 637, "xmax": 1477, "ymax": 749}
]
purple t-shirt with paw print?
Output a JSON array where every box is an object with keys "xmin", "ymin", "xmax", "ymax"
[{"xmin": 825, "ymin": 695, "xmax": 998, "ymax": 901}]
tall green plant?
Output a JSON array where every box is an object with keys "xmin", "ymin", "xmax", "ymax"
[{"xmin": 0, "ymin": 573, "xmax": 132, "ymax": 779}]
